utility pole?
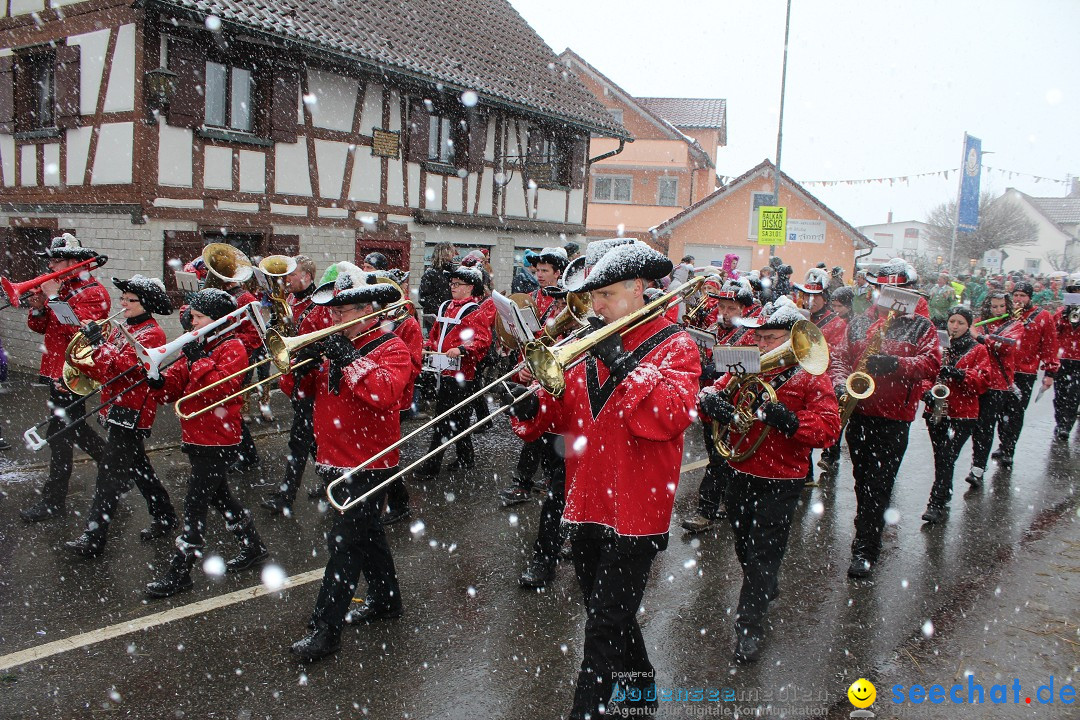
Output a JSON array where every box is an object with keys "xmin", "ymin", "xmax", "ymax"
[{"xmin": 770, "ymin": 0, "xmax": 793, "ymax": 258}]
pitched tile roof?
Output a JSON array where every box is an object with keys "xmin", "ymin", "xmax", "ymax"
[
  {"xmin": 155, "ymin": 0, "xmax": 627, "ymax": 138},
  {"xmin": 1027, "ymin": 196, "xmax": 1080, "ymax": 225},
  {"xmin": 638, "ymin": 97, "xmax": 726, "ymax": 129}
]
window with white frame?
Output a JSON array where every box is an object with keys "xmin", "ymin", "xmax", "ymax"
[
  {"xmin": 204, "ymin": 61, "xmax": 254, "ymax": 132},
  {"xmin": 657, "ymin": 177, "xmax": 678, "ymax": 206},
  {"xmin": 592, "ymin": 175, "xmax": 632, "ymax": 203},
  {"xmin": 428, "ymin": 113, "xmax": 459, "ymax": 165},
  {"xmin": 1024, "ymin": 257, "xmax": 1041, "ymax": 272}
]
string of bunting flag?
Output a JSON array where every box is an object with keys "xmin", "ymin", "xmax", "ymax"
[{"xmin": 716, "ymin": 167, "xmax": 1071, "ymax": 188}]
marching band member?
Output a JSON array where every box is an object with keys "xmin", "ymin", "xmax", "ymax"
[
  {"xmin": 682, "ymin": 278, "xmax": 758, "ymax": 534},
  {"xmin": 831, "ymin": 259, "xmax": 941, "ymax": 579},
  {"xmin": 260, "ymin": 255, "xmax": 334, "ymax": 515},
  {"xmin": 817, "ymin": 285, "xmax": 856, "ymax": 475},
  {"xmin": 64, "ymin": 276, "xmax": 178, "ymax": 555},
  {"xmin": 218, "ymin": 269, "xmax": 264, "ymax": 475},
  {"xmin": 144, "ymin": 289, "xmax": 268, "ymax": 598},
  {"xmin": 509, "ymin": 238, "xmax": 700, "ymax": 719},
  {"xmin": 285, "ymin": 266, "xmax": 413, "ymax": 661},
  {"xmin": 700, "ymin": 296, "xmax": 839, "ymax": 663},
  {"xmin": 1053, "ymin": 276, "xmax": 1080, "ymax": 440},
  {"xmin": 415, "ymin": 264, "xmax": 492, "ymax": 478},
  {"xmin": 966, "ymin": 292, "xmax": 1021, "ymax": 486},
  {"xmin": 993, "ymin": 282, "xmax": 1059, "ymax": 464},
  {"xmin": 20, "ymin": 234, "xmax": 110, "ymax": 523},
  {"xmin": 919, "ymin": 306, "xmax": 991, "ymax": 523}
]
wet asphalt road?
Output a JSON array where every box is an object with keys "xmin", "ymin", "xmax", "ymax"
[{"xmin": 0, "ymin": 378, "xmax": 1077, "ymax": 719}]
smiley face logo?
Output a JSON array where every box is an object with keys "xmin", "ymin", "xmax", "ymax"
[{"xmin": 848, "ymin": 678, "xmax": 876, "ymax": 709}]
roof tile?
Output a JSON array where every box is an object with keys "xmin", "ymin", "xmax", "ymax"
[{"xmin": 638, "ymin": 97, "xmax": 726, "ymax": 129}]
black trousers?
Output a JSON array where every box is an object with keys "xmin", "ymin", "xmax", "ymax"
[
  {"xmin": 725, "ymin": 470, "xmax": 802, "ymax": 639},
  {"xmin": 568, "ymin": 535, "xmax": 657, "ymax": 720},
  {"xmin": 41, "ymin": 384, "xmax": 107, "ymax": 507},
  {"xmin": 996, "ymin": 372, "xmax": 1037, "ymax": 458},
  {"xmin": 422, "ymin": 378, "xmax": 474, "ymax": 471},
  {"xmin": 695, "ymin": 421, "xmax": 731, "ymax": 518},
  {"xmin": 310, "ymin": 468, "xmax": 400, "ymax": 634},
  {"xmin": 1053, "ymin": 359, "xmax": 1080, "ymax": 432},
  {"xmin": 971, "ymin": 390, "xmax": 1007, "ymax": 470},
  {"xmin": 277, "ymin": 397, "xmax": 316, "ymax": 502},
  {"xmin": 847, "ymin": 414, "xmax": 910, "ymax": 562},
  {"xmin": 514, "ymin": 438, "xmax": 543, "ymax": 489},
  {"xmin": 84, "ymin": 424, "xmax": 175, "ymax": 544},
  {"xmin": 177, "ymin": 446, "xmax": 252, "ymax": 553},
  {"xmin": 530, "ymin": 434, "xmax": 566, "ymax": 562},
  {"xmin": 926, "ymin": 417, "xmax": 976, "ymax": 508}
]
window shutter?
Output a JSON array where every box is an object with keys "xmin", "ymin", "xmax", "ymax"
[
  {"xmin": 406, "ymin": 98, "xmax": 430, "ymax": 163},
  {"xmin": 526, "ymin": 126, "xmax": 545, "ymax": 164},
  {"xmin": 54, "ymin": 44, "xmax": 81, "ymax": 129},
  {"xmin": 269, "ymin": 67, "xmax": 299, "ymax": 143},
  {"xmin": 166, "ymin": 41, "xmax": 205, "ymax": 129},
  {"xmin": 568, "ymin": 136, "xmax": 587, "ymax": 188},
  {"xmin": 0, "ymin": 56, "xmax": 14, "ymax": 134},
  {"xmin": 464, "ymin": 109, "xmax": 488, "ymax": 174},
  {"xmin": 163, "ymin": 231, "xmax": 206, "ymax": 306}
]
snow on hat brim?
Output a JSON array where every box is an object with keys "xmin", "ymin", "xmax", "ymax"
[
  {"xmin": 715, "ymin": 278, "xmax": 755, "ymax": 306},
  {"xmin": 449, "ymin": 264, "xmax": 485, "ymax": 291},
  {"xmin": 794, "ymin": 268, "xmax": 831, "ymax": 295},
  {"xmin": 563, "ymin": 238, "xmax": 673, "ymax": 293},
  {"xmin": 113, "ymin": 275, "xmax": 173, "ymax": 315},
  {"xmin": 37, "ymin": 233, "xmax": 98, "ymax": 260},
  {"xmin": 312, "ymin": 261, "xmax": 402, "ymax": 307},
  {"xmin": 188, "ymin": 288, "xmax": 237, "ymax": 321},
  {"xmin": 531, "ymin": 246, "xmax": 568, "ymax": 271},
  {"xmin": 868, "ymin": 258, "xmax": 918, "ymax": 286},
  {"xmin": 744, "ymin": 296, "xmax": 805, "ymax": 331}
]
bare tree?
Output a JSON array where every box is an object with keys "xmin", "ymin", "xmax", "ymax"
[
  {"xmin": 1045, "ymin": 244, "xmax": 1080, "ymax": 274},
  {"xmin": 925, "ymin": 191, "xmax": 1038, "ymax": 266}
]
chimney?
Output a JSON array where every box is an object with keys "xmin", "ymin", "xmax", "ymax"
[
  {"xmin": 1071, "ymin": 176, "xmax": 1080, "ymax": 198},
  {"xmin": 887, "ymin": 210, "xmax": 893, "ymax": 224}
]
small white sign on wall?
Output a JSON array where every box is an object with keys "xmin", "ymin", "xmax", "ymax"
[{"xmin": 787, "ymin": 218, "xmax": 826, "ymax": 244}]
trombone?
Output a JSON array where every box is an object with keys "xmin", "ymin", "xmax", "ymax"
[
  {"xmin": 173, "ymin": 299, "xmax": 413, "ymax": 420},
  {"xmin": 325, "ymin": 276, "xmax": 708, "ymax": 514},
  {"xmin": 1, "ymin": 255, "xmax": 109, "ymax": 310}
]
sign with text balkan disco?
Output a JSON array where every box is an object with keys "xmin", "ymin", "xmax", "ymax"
[{"xmin": 758, "ymin": 206, "xmax": 787, "ymax": 245}]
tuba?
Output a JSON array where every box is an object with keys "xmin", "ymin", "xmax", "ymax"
[
  {"xmin": 202, "ymin": 243, "xmax": 253, "ymax": 290},
  {"xmin": 712, "ymin": 320, "xmax": 830, "ymax": 462},
  {"xmin": 258, "ymin": 254, "xmax": 296, "ymax": 335}
]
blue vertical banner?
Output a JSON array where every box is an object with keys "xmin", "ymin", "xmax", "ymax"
[{"xmin": 957, "ymin": 133, "xmax": 982, "ymax": 232}]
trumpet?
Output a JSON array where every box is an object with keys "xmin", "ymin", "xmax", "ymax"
[
  {"xmin": 61, "ymin": 310, "xmax": 125, "ymax": 396},
  {"xmin": 540, "ymin": 290, "xmax": 591, "ymax": 344},
  {"xmin": 928, "ymin": 383, "xmax": 950, "ymax": 425},
  {"xmin": 173, "ymin": 299, "xmax": 413, "ymax": 420},
  {"xmin": 1, "ymin": 255, "xmax": 109, "ymax": 309},
  {"xmin": 325, "ymin": 276, "xmax": 708, "ymax": 514}
]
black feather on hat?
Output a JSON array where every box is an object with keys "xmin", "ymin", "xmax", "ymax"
[
  {"xmin": 188, "ymin": 288, "xmax": 237, "ymax": 321},
  {"xmin": 37, "ymin": 233, "xmax": 99, "ymax": 261},
  {"xmin": 113, "ymin": 275, "xmax": 173, "ymax": 315},
  {"xmin": 312, "ymin": 262, "xmax": 402, "ymax": 307},
  {"xmin": 562, "ymin": 238, "xmax": 673, "ymax": 293}
]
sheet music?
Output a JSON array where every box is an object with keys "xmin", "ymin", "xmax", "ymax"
[
  {"xmin": 47, "ymin": 300, "xmax": 81, "ymax": 326},
  {"xmin": 422, "ymin": 352, "xmax": 461, "ymax": 373},
  {"xmin": 937, "ymin": 330, "xmax": 951, "ymax": 348},
  {"xmin": 713, "ymin": 347, "xmax": 761, "ymax": 375},
  {"xmin": 491, "ymin": 291, "xmax": 537, "ymax": 345},
  {"xmin": 876, "ymin": 286, "xmax": 920, "ymax": 315},
  {"xmin": 173, "ymin": 270, "xmax": 201, "ymax": 293},
  {"xmin": 1063, "ymin": 292, "xmax": 1080, "ymax": 306}
]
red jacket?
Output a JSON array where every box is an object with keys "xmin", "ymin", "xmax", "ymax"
[
  {"xmin": 1013, "ymin": 306, "xmax": 1059, "ymax": 376},
  {"xmin": 83, "ymin": 316, "xmax": 165, "ymax": 431},
  {"xmin": 512, "ymin": 316, "xmax": 701, "ymax": 537},
  {"xmin": 919, "ymin": 336, "xmax": 991, "ymax": 420},
  {"xmin": 811, "ymin": 308, "xmax": 848, "ymax": 347},
  {"xmin": 425, "ymin": 297, "xmax": 493, "ymax": 382},
  {"xmin": 392, "ymin": 314, "xmax": 424, "ymax": 411},
  {"xmin": 711, "ymin": 367, "xmax": 840, "ymax": 480},
  {"xmin": 291, "ymin": 290, "xmax": 334, "ymax": 335},
  {"xmin": 972, "ymin": 316, "xmax": 1022, "ymax": 391},
  {"xmin": 152, "ymin": 334, "xmax": 248, "ymax": 447},
  {"xmin": 281, "ymin": 330, "xmax": 413, "ymax": 471},
  {"xmin": 27, "ymin": 274, "xmax": 111, "ymax": 380},
  {"xmin": 831, "ymin": 307, "xmax": 942, "ymax": 422},
  {"xmin": 228, "ymin": 288, "xmax": 264, "ymax": 355},
  {"xmin": 1055, "ymin": 308, "xmax": 1080, "ymax": 361}
]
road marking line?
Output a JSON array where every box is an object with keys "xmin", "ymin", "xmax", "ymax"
[{"xmin": 0, "ymin": 459, "xmax": 709, "ymax": 671}]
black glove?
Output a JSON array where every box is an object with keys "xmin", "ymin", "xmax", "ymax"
[
  {"xmin": 291, "ymin": 344, "xmax": 323, "ymax": 381},
  {"xmin": 939, "ymin": 365, "xmax": 965, "ymax": 382},
  {"xmin": 834, "ymin": 384, "xmax": 846, "ymax": 403},
  {"xmin": 866, "ymin": 354, "xmax": 899, "ymax": 376},
  {"xmin": 759, "ymin": 401, "xmax": 800, "ymax": 436},
  {"xmin": 179, "ymin": 307, "xmax": 193, "ymax": 332},
  {"xmin": 921, "ymin": 389, "xmax": 935, "ymax": 405},
  {"xmin": 322, "ymin": 335, "xmax": 365, "ymax": 394},
  {"xmin": 182, "ymin": 341, "xmax": 207, "ymax": 364},
  {"xmin": 145, "ymin": 372, "xmax": 166, "ymax": 390},
  {"xmin": 975, "ymin": 334, "xmax": 987, "ymax": 345},
  {"xmin": 587, "ymin": 317, "xmax": 637, "ymax": 383},
  {"xmin": 81, "ymin": 322, "xmax": 105, "ymax": 348},
  {"xmin": 698, "ymin": 391, "xmax": 736, "ymax": 425},
  {"xmin": 499, "ymin": 381, "xmax": 540, "ymax": 421}
]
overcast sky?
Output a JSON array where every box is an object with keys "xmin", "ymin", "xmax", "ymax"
[{"xmin": 509, "ymin": 0, "xmax": 1080, "ymax": 228}]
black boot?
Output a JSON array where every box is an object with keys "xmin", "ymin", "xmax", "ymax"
[
  {"xmin": 20, "ymin": 501, "xmax": 64, "ymax": 523},
  {"xmin": 921, "ymin": 505, "xmax": 945, "ymax": 524},
  {"xmin": 226, "ymin": 519, "xmax": 269, "ymax": 573},
  {"xmin": 259, "ymin": 493, "xmax": 292, "ymax": 516},
  {"xmin": 519, "ymin": 556, "xmax": 555, "ymax": 588},
  {"xmin": 847, "ymin": 555, "xmax": 873, "ymax": 579},
  {"xmin": 146, "ymin": 550, "xmax": 198, "ymax": 598},
  {"xmin": 290, "ymin": 621, "xmax": 341, "ymax": 662},
  {"xmin": 733, "ymin": 632, "xmax": 762, "ymax": 664},
  {"xmin": 63, "ymin": 532, "xmax": 104, "ymax": 558},
  {"xmin": 140, "ymin": 515, "xmax": 177, "ymax": 543},
  {"xmin": 344, "ymin": 599, "xmax": 402, "ymax": 625},
  {"xmin": 964, "ymin": 470, "xmax": 984, "ymax": 489}
]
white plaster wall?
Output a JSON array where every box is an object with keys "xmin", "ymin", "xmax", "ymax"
[
  {"xmin": 505, "ymin": 180, "xmax": 527, "ymax": 218},
  {"xmin": 567, "ymin": 188, "xmax": 585, "ymax": 224},
  {"xmin": 1, "ymin": 134, "xmax": 15, "ymax": 186},
  {"xmin": 306, "ymin": 69, "xmax": 357, "ymax": 132},
  {"xmin": 359, "ymin": 83, "xmax": 381, "ymax": 134},
  {"xmin": 102, "ymin": 24, "xmax": 135, "ymax": 113},
  {"xmin": 67, "ymin": 29, "xmax": 109, "ymax": 116},
  {"xmin": 91, "ymin": 122, "xmax": 133, "ymax": 184},
  {"xmin": 349, "ymin": 152, "xmax": 381, "ymax": 203},
  {"xmin": 425, "ymin": 174, "xmax": 443, "ymax": 210},
  {"xmin": 238, "ymin": 150, "xmax": 265, "ymax": 193},
  {"xmin": 445, "ymin": 176, "xmax": 463, "ymax": 214},
  {"xmin": 43, "ymin": 143, "xmax": 60, "ymax": 186},
  {"xmin": 203, "ymin": 146, "xmax": 232, "ymax": 190},
  {"xmin": 65, "ymin": 127, "xmax": 92, "ymax": 185},
  {"xmin": 535, "ymin": 188, "xmax": 564, "ymax": 223},
  {"xmin": 276, "ymin": 139, "xmax": 312, "ymax": 196},
  {"xmin": 385, "ymin": 153, "xmax": 403, "ymax": 206},
  {"xmin": 387, "ymin": 89, "xmax": 402, "ymax": 132},
  {"xmin": 313, "ymin": 139, "xmax": 348, "ymax": 199},
  {"xmin": 406, "ymin": 161, "xmax": 421, "ymax": 208},
  {"xmin": 157, "ymin": 122, "xmax": 193, "ymax": 187},
  {"xmin": 476, "ymin": 167, "xmax": 494, "ymax": 216},
  {"xmin": 20, "ymin": 144, "xmax": 36, "ymax": 186},
  {"xmin": 8, "ymin": 0, "xmax": 45, "ymax": 18}
]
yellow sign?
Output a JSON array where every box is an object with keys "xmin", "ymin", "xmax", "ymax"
[
  {"xmin": 848, "ymin": 678, "xmax": 877, "ymax": 709},
  {"xmin": 757, "ymin": 205, "xmax": 787, "ymax": 246}
]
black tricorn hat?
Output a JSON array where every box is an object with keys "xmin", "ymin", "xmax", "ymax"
[
  {"xmin": 563, "ymin": 238, "xmax": 673, "ymax": 293},
  {"xmin": 312, "ymin": 262, "xmax": 402, "ymax": 307},
  {"xmin": 37, "ymin": 233, "xmax": 99, "ymax": 261},
  {"xmin": 113, "ymin": 275, "xmax": 173, "ymax": 315}
]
